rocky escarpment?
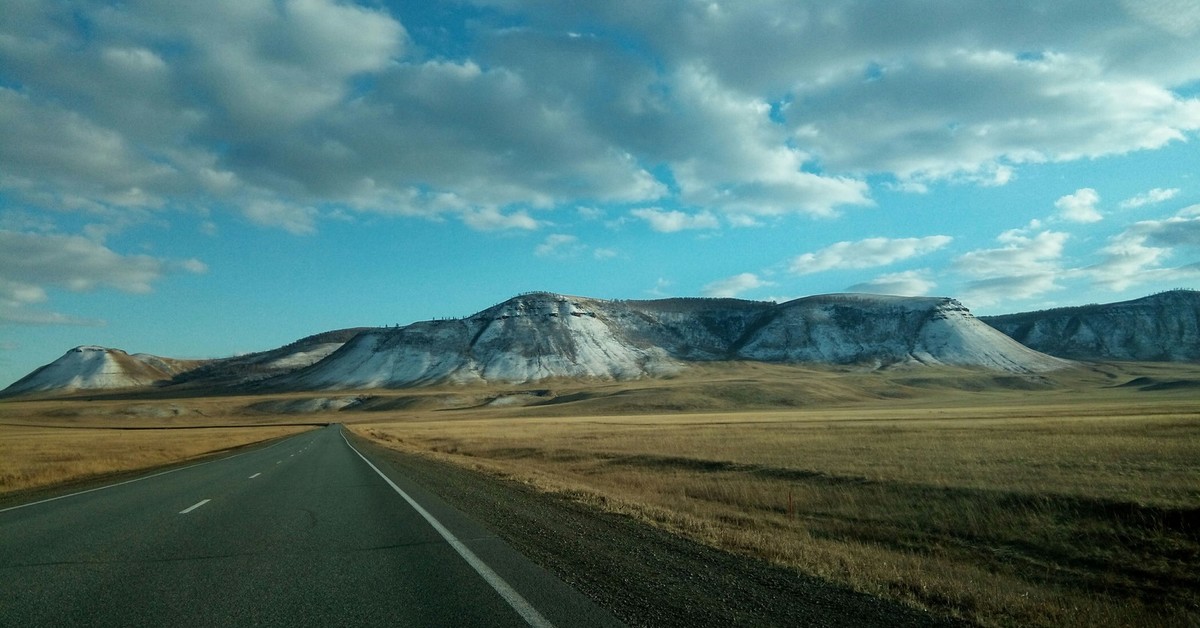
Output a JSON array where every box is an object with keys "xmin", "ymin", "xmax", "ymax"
[
  {"xmin": 982, "ymin": 290, "xmax": 1200, "ymax": 361},
  {"xmin": 278, "ymin": 292, "xmax": 1066, "ymax": 390}
]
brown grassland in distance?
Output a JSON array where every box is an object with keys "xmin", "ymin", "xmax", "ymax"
[
  {"xmin": 2, "ymin": 361, "xmax": 1198, "ymax": 626},
  {"xmin": 0, "ymin": 396, "xmax": 320, "ymax": 495}
]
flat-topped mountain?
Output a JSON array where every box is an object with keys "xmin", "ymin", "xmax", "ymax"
[
  {"xmin": 30, "ymin": 288, "xmax": 1200, "ymax": 397},
  {"xmin": 981, "ymin": 290, "xmax": 1200, "ymax": 361},
  {"xmin": 277, "ymin": 292, "xmax": 1066, "ymax": 391}
]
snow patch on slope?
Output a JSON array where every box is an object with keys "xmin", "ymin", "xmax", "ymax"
[
  {"xmin": 737, "ymin": 294, "xmax": 1065, "ymax": 371},
  {"xmin": 289, "ymin": 293, "xmax": 680, "ymax": 389},
  {"xmin": 1, "ymin": 346, "xmax": 201, "ymax": 396},
  {"xmin": 283, "ymin": 292, "xmax": 1064, "ymax": 391}
]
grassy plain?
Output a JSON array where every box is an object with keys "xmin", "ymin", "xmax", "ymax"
[
  {"xmin": 342, "ymin": 363, "xmax": 1200, "ymax": 627},
  {"xmin": 3, "ymin": 363, "xmax": 1198, "ymax": 625},
  {"xmin": 0, "ymin": 395, "xmax": 319, "ymax": 494}
]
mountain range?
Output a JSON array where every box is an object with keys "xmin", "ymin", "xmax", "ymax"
[
  {"xmin": 3, "ymin": 290, "xmax": 1197, "ymax": 398},
  {"xmin": 980, "ymin": 290, "xmax": 1200, "ymax": 362}
]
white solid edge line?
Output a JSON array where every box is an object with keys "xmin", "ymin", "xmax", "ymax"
[
  {"xmin": 0, "ymin": 432, "xmax": 302, "ymax": 515},
  {"xmin": 340, "ymin": 430, "xmax": 555, "ymax": 628},
  {"xmin": 179, "ymin": 498, "xmax": 211, "ymax": 514}
]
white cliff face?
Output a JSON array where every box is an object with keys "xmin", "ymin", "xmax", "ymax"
[
  {"xmin": 289, "ymin": 294, "xmax": 680, "ymax": 389},
  {"xmin": 735, "ymin": 295, "xmax": 1066, "ymax": 371},
  {"xmin": 8, "ymin": 291, "xmax": 1100, "ymax": 397},
  {"xmin": 982, "ymin": 290, "xmax": 1200, "ymax": 361},
  {"xmin": 1, "ymin": 346, "xmax": 199, "ymax": 395},
  {"xmin": 283, "ymin": 292, "xmax": 1066, "ymax": 391}
]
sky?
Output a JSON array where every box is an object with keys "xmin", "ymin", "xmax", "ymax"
[{"xmin": 2, "ymin": 0, "xmax": 1200, "ymax": 387}]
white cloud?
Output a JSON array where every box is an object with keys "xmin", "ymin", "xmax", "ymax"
[
  {"xmin": 3, "ymin": 0, "xmax": 1200, "ymax": 248},
  {"xmin": 647, "ymin": 277, "xmax": 673, "ymax": 297},
  {"xmin": 846, "ymin": 270, "xmax": 937, "ymax": 296},
  {"xmin": 954, "ymin": 229, "xmax": 1069, "ymax": 305},
  {"xmin": 1119, "ymin": 187, "xmax": 1180, "ymax": 209},
  {"xmin": 790, "ymin": 51, "xmax": 1200, "ymax": 183},
  {"xmin": 243, "ymin": 200, "xmax": 318, "ymax": 235},
  {"xmin": 461, "ymin": 207, "xmax": 540, "ymax": 231},
  {"xmin": 1055, "ymin": 188, "xmax": 1103, "ymax": 223},
  {"xmin": 178, "ymin": 259, "xmax": 209, "ymax": 274},
  {"xmin": 0, "ymin": 230, "xmax": 200, "ymax": 325},
  {"xmin": 630, "ymin": 208, "xmax": 719, "ymax": 233},
  {"xmin": 139, "ymin": 0, "xmax": 407, "ymax": 130},
  {"xmin": 0, "ymin": 1, "xmax": 669, "ymax": 237},
  {"xmin": 660, "ymin": 65, "xmax": 873, "ymax": 217},
  {"xmin": 496, "ymin": 1, "xmax": 1200, "ymax": 181},
  {"xmin": 576, "ymin": 206, "xmax": 605, "ymax": 220},
  {"xmin": 533, "ymin": 233, "xmax": 618, "ymax": 260},
  {"xmin": 789, "ymin": 236, "xmax": 953, "ymax": 275},
  {"xmin": 702, "ymin": 273, "xmax": 771, "ymax": 298},
  {"xmin": 1121, "ymin": 0, "xmax": 1200, "ymax": 38},
  {"xmin": 535, "ymin": 234, "xmax": 582, "ymax": 258},
  {"xmin": 725, "ymin": 214, "xmax": 763, "ymax": 228},
  {"xmin": 1088, "ymin": 210, "xmax": 1200, "ymax": 290},
  {"xmin": 0, "ymin": 89, "xmax": 173, "ymax": 210},
  {"xmin": 1088, "ymin": 231, "xmax": 1172, "ymax": 291}
]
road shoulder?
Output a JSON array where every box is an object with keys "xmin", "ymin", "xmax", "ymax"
[{"xmin": 348, "ymin": 433, "xmax": 965, "ymax": 628}]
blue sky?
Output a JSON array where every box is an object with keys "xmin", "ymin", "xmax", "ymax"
[{"xmin": 2, "ymin": 0, "xmax": 1200, "ymax": 386}]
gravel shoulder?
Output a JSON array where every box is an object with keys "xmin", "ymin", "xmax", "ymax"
[{"xmin": 351, "ymin": 433, "xmax": 967, "ymax": 628}]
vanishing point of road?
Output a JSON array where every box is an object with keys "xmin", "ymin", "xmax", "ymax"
[{"xmin": 0, "ymin": 425, "xmax": 622, "ymax": 627}]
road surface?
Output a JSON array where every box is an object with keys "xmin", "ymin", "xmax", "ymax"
[{"xmin": 0, "ymin": 424, "xmax": 622, "ymax": 627}]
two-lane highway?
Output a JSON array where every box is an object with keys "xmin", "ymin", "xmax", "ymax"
[{"xmin": 0, "ymin": 425, "xmax": 621, "ymax": 627}]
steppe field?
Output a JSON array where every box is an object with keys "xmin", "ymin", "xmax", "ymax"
[{"xmin": 3, "ymin": 361, "xmax": 1198, "ymax": 626}]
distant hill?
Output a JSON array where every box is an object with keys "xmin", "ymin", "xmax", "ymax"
[
  {"xmin": 169, "ymin": 328, "xmax": 369, "ymax": 389},
  {"xmin": 2, "ymin": 290, "xmax": 1089, "ymax": 398},
  {"xmin": 1, "ymin": 346, "xmax": 206, "ymax": 396},
  {"xmin": 278, "ymin": 292, "xmax": 1065, "ymax": 391},
  {"xmin": 981, "ymin": 290, "xmax": 1200, "ymax": 361}
]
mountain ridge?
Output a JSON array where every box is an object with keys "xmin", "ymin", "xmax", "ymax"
[
  {"xmin": 981, "ymin": 290, "xmax": 1200, "ymax": 361},
  {"xmin": 7, "ymin": 290, "xmax": 1195, "ymax": 398}
]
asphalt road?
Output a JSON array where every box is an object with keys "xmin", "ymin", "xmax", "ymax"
[{"xmin": 0, "ymin": 424, "xmax": 623, "ymax": 627}]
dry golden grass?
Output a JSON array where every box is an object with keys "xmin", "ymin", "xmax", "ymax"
[
  {"xmin": 0, "ymin": 395, "xmax": 322, "ymax": 493},
  {"xmin": 346, "ymin": 364, "xmax": 1200, "ymax": 627},
  {"xmin": 0, "ymin": 424, "xmax": 314, "ymax": 493},
  {"xmin": 5, "ymin": 361, "xmax": 1199, "ymax": 625}
]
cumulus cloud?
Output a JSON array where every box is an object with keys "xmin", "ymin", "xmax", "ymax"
[
  {"xmin": 3, "ymin": 0, "xmax": 1200, "ymax": 245},
  {"xmin": 0, "ymin": 230, "xmax": 204, "ymax": 325},
  {"xmin": 460, "ymin": 207, "xmax": 540, "ymax": 231},
  {"xmin": 534, "ymin": 234, "xmax": 582, "ymax": 258},
  {"xmin": 630, "ymin": 208, "xmax": 720, "ymax": 233},
  {"xmin": 789, "ymin": 236, "xmax": 952, "ymax": 275},
  {"xmin": 954, "ymin": 229, "xmax": 1069, "ymax": 305},
  {"xmin": 1119, "ymin": 187, "xmax": 1180, "ymax": 209},
  {"xmin": 846, "ymin": 270, "xmax": 937, "ymax": 296},
  {"xmin": 1055, "ymin": 188, "xmax": 1103, "ymax": 223},
  {"xmin": 486, "ymin": 1, "xmax": 1200, "ymax": 185},
  {"xmin": 0, "ymin": 1, "xmax": 666, "ymax": 236},
  {"xmin": 0, "ymin": 89, "xmax": 174, "ymax": 210},
  {"xmin": 243, "ymin": 200, "xmax": 319, "ymax": 235},
  {"xmin": 532, "ymin": 233, "xmax": 618, "ymax": 260},
  {"xmin": 789, "ymin": 51, "xmax": 1200, "ymax": 183},
  {"xmin": 655, "ymin": 65, "xmax": 873, "ymax": 217},
  {"xmin": 1087, "ymin": 209, "xmax": 1200, "ymax": 289},
  {"xmin": 702, "ymin": 273, "xmax": 772, "ymax": 298}
]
